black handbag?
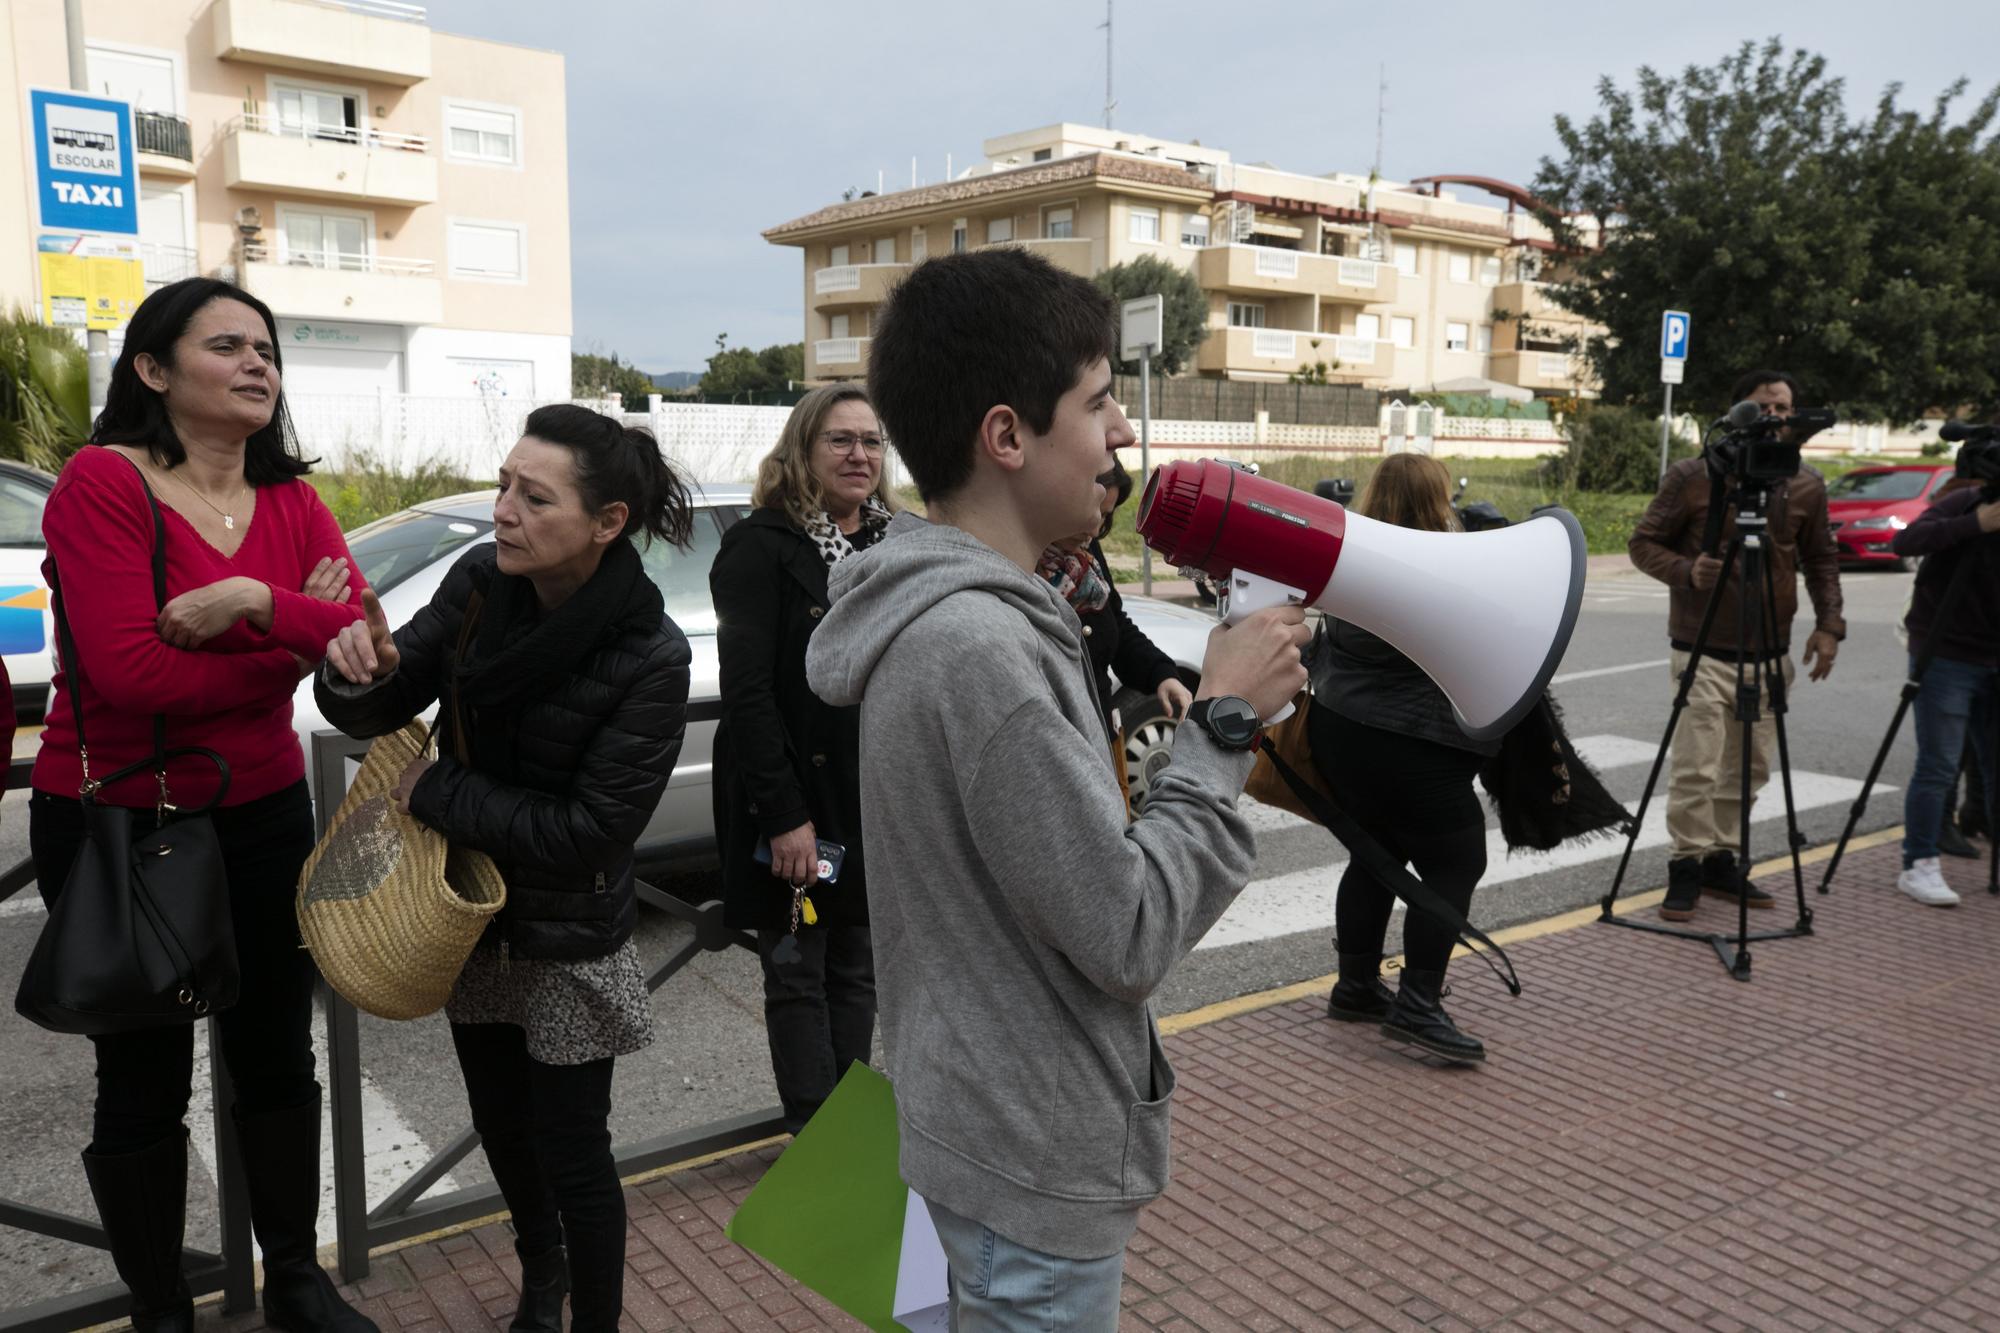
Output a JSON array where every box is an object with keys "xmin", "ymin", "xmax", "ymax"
[{"xmin": 13, "ymin": 469, "xmax": 239, "ymax": 1035}]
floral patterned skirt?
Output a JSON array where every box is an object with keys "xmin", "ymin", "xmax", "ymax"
[{"xmin": 445, "ymin": 937, "xmax": 654, "ymax": 1066}]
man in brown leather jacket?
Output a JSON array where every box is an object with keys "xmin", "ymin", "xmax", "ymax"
[{"xmin": 1627, "ymin": 370, "xmax": 1846, "ymax": 921}]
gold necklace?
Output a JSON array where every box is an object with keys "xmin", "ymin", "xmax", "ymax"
[{"xmin": 166, "ymin": 468, "xmax": 248, "ymax": 531}]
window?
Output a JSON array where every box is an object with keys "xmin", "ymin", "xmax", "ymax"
[
  {"xmin": 346, "ymin": 509, "xmax": 490, "ymax": 598},
  {"xmin": 444, "ymin": 102, "xmax": 519, "ymax": 166},
  {"xmin": 637, "ymin": 509, "xmax": 727, "ymax": 636},
  {"xmin": 987, "ymin": 216, "xmax": 1014, "ymax": 243},
  {"xmin": 951, "ymin": 219, "xmax": 968, "ymax": 253},
  {"xmin": 1129, "ymin": 206, "xmax": 1161, "ymax": 244},
  {"xmin": 1391, "ymin": 316, "xmax": 1415, "ymax": 349},
  {"xmin": 1354, "ymin": 314, "xmax": 1381, "ymax": 342},
  {"xmin": 1181, "ymin": 213, "xmax": 1210, "ymax": 249},
  {"xmin": 1479, "ymin": 255, "xmax": 1501, "ymax": 286},
  {"xmin": 1448, "ymin": 251, "xmax": 1472, "ymax": 284},
  {"xmin": 0, "ymin": 473, "xmax": 48, "ymax": 547},
  {"xmin": 1515, "ymin": 251, "xmax": 1543, "ymax": 281},
  {"xmin": 280, "ymin": 207, "xmax": 368, "ymax": 268},
  {"xmin": 829, "ymin": 243, "xmax": 849, "ymax": 267},
  {"xmin": 1445, "ymin": 321, "xmax": 1470, "ymax": 352},
  {"xmin": 1227, "ymin": 302, "xmax": 1266, "ymax": 328},
  {"xmin": 1032, "ymin": 147, "xmax": 1053, "ymax": 162},
  {"xmin": 911, "ymin": 226, "xmax": 927, "ymax": 262},
  {"xmin": 1474, "ymin": 324, "xmax": 1493, "ymax": 354},
  {"xmin": 874, "ymin": 236, "xmax": 896, "ymax": 264},
  {"xmin": 448, "ymin": 220, "xmax": 525, "ymax": 281},
  {"xmin": 1045, "ymin": 207, "xmax": 1074, "ymax": 239},
  {"xmin": 87, "ymin": 44, "xmax": 180, "ymax": 114},
  {"xmin": 1394, "ymin": 243, "xmax": 1418, "ymax": 276},
  {"xmin": 829, "ymin": 314, "xmax": 850, "ymax": 339},
  {"xmin": 273, "ymin": 81, "xmax": 358, "ymax": 142}
]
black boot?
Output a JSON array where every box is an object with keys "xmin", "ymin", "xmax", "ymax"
[
  {"xmin": 1939, "ymin": 820, "xmax": 1980, "ymax": 859},
  {"xmin": 1661, "ymin": 857, "xmax": 1700, "ymax": 921},
  {"xmin": 1326, "ymin": 952, "xmax": 1394, "ymax": 1022},
  {"xmin": 1381, "ymin": 969, "xmax": 1486, "ymax": 1064},
  {"xmin": 1700, "ymin": 850, "xmax": 1773, "ymax": 909},
  {"xmin": 510, "ymin": 1241, "xmax": 568, "ymax": 1332},
  {"xmin": 233, "ymin": 1099, "xmax": 378, "ymax": 1332},
  {"xmin": 80, "ymin": 1133, "xmax": 196, "ymax": 1333}
]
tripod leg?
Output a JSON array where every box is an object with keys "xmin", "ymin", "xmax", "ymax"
[
  {"xmin": 1602, "ymin": 542, "xmax": 1744, "ymax": 918},
  {"xmin": 1760, "ymin": 547, "xmax": 1811, "ymax": 925},
  {"xmin": 1729, "ymin": 566, "xmax": 1756, "ymax": 980}
]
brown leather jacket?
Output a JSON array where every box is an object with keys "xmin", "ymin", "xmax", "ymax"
[{"xmin": 1627, "ymin": 457, "xmax": 1846, "ymax": 654}]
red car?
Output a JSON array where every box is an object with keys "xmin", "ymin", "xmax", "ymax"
[{"xmin": 1825, "ymin": 464, "xmax": 1955, "ymax": 571}]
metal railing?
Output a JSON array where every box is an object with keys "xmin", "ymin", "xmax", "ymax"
[
  {"xmin": 241, "ymin": 242, "xmax": 437, "ymax": 278},
  {"xmin": 0, "ymin": 757, "xmax": 258, "ymax": 1333},
  {"xmin": 309, "ymin": 725, "xmax": 785, "ymax": 1281},
  {"xmin": 292, "ymin": 0, "xmax": 428, "ymax": 22},
  {"xmin": 135, "ymin": 111, "xmax": 193, "ymax": 162},
  {"xmin": 141, "ymin": 243, "xmax": 200, "ymax": 287},
  {"xmin": 231, "ymin": 112, "xmax": 430, "ymax": 154}
]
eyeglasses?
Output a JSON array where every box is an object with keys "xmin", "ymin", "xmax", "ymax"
[{"xmin": 818, "ymin": 431, "xmax": 887, "ymax": 456}]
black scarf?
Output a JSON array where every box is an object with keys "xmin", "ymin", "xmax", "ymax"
[{"xmin": 449, "ymin": 539, "xmax": 663, "ymax": 773}]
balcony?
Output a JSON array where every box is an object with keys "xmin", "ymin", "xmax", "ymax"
[
  {"xmin": 811, "ymin": 263, "xmax": 908, "ymax": 310},
  {"xmin": 975, "ymin": 236, "xmax": 1103, "ymax": 277},
  {"xmin": 213, "ymin": 0, "xmax": 432, "ymax": 85},
  {"xmin": 1195, "ymin": 327, "xmax": 1395, "ymax": 382},
  {"xmin": 1491, "ymin": 349, "xmax": 1585, "ymax": 392},
  {"xmin": 223, "ymin": 114, "xmax": 437, "ymax": 206},
  {"xmin": 135, "ymin": 112, "xmax": 194, "ymax": 178},
  {"xmin": 810, "ymin": 337, "xmax": 871, "ymax": 379},
  {"xmin": 1196, "ymin": 244, "xmax": 1397, "ymax": 305},
  {"xmin": 243, "ymin": 243, "xmax": 442, "ymax": 325},
  {"xmin": 141, "ymin": 243, "xmax": 200, "ymax": 289},
  {"xmin": 1494, "ymin": 280, "xmax": 1572, "ymax": 323}
]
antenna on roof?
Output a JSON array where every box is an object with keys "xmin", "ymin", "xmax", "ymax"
[
  {"xmin": 1368, "ymin": 64, "xmax": 1388, "ymax": 260},
  {"xmin": 1099, "ymin": 0, "xmax": 1116, "ymax": 130}
]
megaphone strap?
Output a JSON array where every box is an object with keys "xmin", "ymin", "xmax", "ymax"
[{"xmin": 1253, "ymin": 736, "xmax": 1523, "ymax": 998}]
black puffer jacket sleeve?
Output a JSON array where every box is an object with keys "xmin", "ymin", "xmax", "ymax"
[
  {"xmin": 313, "ymin": 546, "xmax": 481, "ymax": 738},
  {"xmin": 1099, "ymin": 543, "xmax": 1178, "ymax": 697},
  {"xmin": 405, "ymin": 631, "xmax": 691, "ymax": 876}
]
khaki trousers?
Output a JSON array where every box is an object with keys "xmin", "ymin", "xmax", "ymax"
[{"xmin": 1666, "ymin": 650, "xmax": 1797, "ymax": 860}]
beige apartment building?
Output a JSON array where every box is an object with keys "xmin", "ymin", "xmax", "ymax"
[
  {"xmin": 764, "ymin": 123, "xmax": 1599, "ymax": 397},
  {"xmin": 0, "ymin": 0, "xmax": 572, "ymax": 399}
]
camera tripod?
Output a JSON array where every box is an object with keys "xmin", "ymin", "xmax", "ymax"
[
  {"xmin": 1818, "ymin": 499, "xmax": 2000, "ymax": 898},
  {"xmin": 1600, "ymin": 477, "xmax": 1814, "ymax": 979}
]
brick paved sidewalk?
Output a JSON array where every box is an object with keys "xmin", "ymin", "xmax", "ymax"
[{"xmin": 200, "ymin": 832, "xmax": 2000, "ymax": 1332}]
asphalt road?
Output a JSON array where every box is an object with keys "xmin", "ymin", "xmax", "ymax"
[{"xmin": 0, "ymin": 559, "xmax": 1935, "ymax": 1309}]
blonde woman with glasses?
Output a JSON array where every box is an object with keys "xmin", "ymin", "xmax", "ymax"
[{"xmin": 710, "ymin": 384, "xmax": 896, "ymax": 1131}]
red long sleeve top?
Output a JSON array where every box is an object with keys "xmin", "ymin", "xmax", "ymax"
[{"xmin": 33, "ymin": 445, "xmax": 367, "ymax": 809}]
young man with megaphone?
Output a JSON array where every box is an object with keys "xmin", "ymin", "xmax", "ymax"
[{"xmin": 803, "ymin": 247, "xmax": 1309, "ymax": 1329}]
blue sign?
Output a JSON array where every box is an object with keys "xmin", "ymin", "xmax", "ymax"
[
  {"xmin": 1660, "ymin": 309, "xmax": 1692, "ymax": 361},
  {"xmin": 30, "ymin": 89, "xmax": 138, "ymax": 236}
]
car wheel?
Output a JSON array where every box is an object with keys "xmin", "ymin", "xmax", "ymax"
[{"xmin": 1121, "ymin": 698, "xmax": 1180, "ymax": 814}]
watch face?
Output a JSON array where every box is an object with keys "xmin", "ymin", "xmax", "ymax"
[{"xmin": 1208, "ymin": 696, "xmax": 1260, "ymax": 747}]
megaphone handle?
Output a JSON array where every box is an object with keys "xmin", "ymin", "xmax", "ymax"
[{"xmin": 1219, "ymin": 569, "xmax": 1308, "ymax": 726}]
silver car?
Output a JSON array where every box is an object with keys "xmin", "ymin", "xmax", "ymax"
[{"xmin": 292, "ymin": 489, "xmax": 1217, "ymax": 866}]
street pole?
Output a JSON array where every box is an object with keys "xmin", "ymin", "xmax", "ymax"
[
  {"xmin": 63, "ymin": 0, "xmax": 110, "ymax": 425},
  {"xmin": 1658, "ymin": 382, "xmax": 1675, "ymax": 481},
  {"xmin": 1139, "ymin": 344, "xmax": 1152, "ymax": 595}
]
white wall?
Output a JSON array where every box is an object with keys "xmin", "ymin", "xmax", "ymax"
[{"xmin": 403, "ymin": 327, "xmax": 571, "ymax": 399}]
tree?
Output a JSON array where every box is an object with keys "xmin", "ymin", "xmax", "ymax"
[
  {"xmin": 571, "ymin": 350, "xmax": 657, "ymax": 404},
  {"xmin": 1533, "ymin": 39, "xmax": 2000, "ymax": 422},
  {"xmin": 0, "ymin": 310, "xmax": 89, "ymax": 472},
  {"xmin": 1094, "ymin": 256, "xmax": 1209, "ymax": 376},
  {"xmin": 699, "ymin": 333, "xmax": 806, "ymax": 396}
]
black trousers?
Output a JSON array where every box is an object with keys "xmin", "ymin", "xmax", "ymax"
[
  {"xmin": 754, "ymin": 925, "xmax": 875, "ymax": 1132},
  {"xmin": 1308, "ymin": 706, "xmax": 1487, "ymax": 974},
  {"xmin": 450, "ymin": 1022, "xmax": 624, "ymax": 1329},
  {"xmin": 29, "ymin": 781, "xmax": 320, "ymax": 1154}
]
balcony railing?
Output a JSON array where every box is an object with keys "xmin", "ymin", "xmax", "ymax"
[
  {"xmin": 815, "ymin": 265, "xmax": 861, "ymax": 294},
  {"xmin": 300, "ymin": 0, "xmax": 427, "ymax": 19},
  {"xmin": 135, "ymin": 111, "xmax": 193, "ymax": 162},
  {"xmin": 141, "ymin": 243, "xmax": 199, "ymax": 287},
  {"xmin": 814, "ymin": 337, "xmax": 869, "ymax": 366},
  {"xmin": 233, "ymin": 111, "xmax": 430, "ymax": 153},
  {"xmin": 243, "ymin": 242, "xmax": 436, "ymax": 277}
]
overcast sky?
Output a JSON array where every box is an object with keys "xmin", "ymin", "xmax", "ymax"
[{"xmin": 424, "ymin": 0, "xmax": 1990, "ymax": 377}]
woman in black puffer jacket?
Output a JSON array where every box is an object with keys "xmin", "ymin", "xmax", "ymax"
[
  {"xmin": 1311, "ymin": 452, "xmax": 1500, "ymax": 1066},
  {"xmin": 316, "ymin": 404, "xmax": 694, "ymax": 1333}
]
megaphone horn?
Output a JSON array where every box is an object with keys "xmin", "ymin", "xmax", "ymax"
[{"xmin": 1138, "ymin": 459, "xmax": 1586, "ymax": 741}]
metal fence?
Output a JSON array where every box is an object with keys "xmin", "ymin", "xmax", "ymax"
[{"xmin": 1113, "ymin": 375, "xmax": 1380, "ymax": 427}]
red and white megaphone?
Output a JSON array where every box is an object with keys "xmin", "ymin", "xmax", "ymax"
[{"xmin": 1137, "ymin": 459, "xmax": 1586, "ymax": 739}]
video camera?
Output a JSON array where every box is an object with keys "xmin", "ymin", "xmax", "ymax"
[
  {"xmin": 1703, "ymin": 400, "xmax": 1836, "ymax": 487},
  {"xmin": 1941, "ymin": 420, "xmax": 2000, "ymax": 487}
]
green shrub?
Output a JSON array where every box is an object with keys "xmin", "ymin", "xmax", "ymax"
[
  {"xmin": 310, "ymin": 450, "xmax": 483, "ymax": 532},
  {"xmin": 0, "ymin": 311, "xmax": 90, "ymax": 472},
  {"xmin": 1541, "ymin": 404, "xmax": 1693, "ymax": 494}
]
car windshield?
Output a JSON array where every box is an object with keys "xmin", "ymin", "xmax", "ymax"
[
  {"xmin": 1828, "ymin": 470, "xmax": 1931, "ymax": 501},
  {"xmin": 638, "ymin": 509, "xmax": 725, "ymax": 635},
  {"xmin": 346, "ymin": 509, "xmax": 492, "ymax": 596}
]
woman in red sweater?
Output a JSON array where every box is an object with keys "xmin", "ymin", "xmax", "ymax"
[{"xmin": 30, "ymin": 278, "xmax": 374, "ymax": 1333}]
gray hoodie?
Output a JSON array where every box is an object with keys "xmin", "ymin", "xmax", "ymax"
[{"xmin": 806, "ymin": 511, "xmax": 1259, "ymax": 1259}]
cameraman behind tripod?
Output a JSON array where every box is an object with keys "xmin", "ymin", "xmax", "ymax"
[
  {"xmin": 1887, "ymin": 429, "xmax": 2000, "ymax": 907},
  {"xmin": 1629, "ymin": 370, "xmax": 1846, "ymax": 921}
]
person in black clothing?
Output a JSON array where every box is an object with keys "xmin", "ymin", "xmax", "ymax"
[
  {"xmin": 711, "ymin": 384, "xmax": 895, "ymax": 1132},
  {"xmin": 318, "ymin": 404, "xmax": 696, "ymax": 1333},
  {"xmin": 1311, "ymin": 453, "xmax": 1497, "ymax": 1064},
  {"xmin": 1039, "ymin": 464, "xmax": 1192, "ymax": 806}
]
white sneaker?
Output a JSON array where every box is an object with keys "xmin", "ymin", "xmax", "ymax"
[{"xmin": 1897, "ymin": 857, "xmax": 1960, "ymax": 907}]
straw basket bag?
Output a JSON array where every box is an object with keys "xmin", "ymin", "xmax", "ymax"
[{"xmin": 296, "ymin": 720, "xmax": 506, "ymax": 1020}]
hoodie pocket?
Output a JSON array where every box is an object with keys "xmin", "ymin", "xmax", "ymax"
[{"xmin": 1119, "ymin": 1025, "xmax": 1178, "ymax": 1197}]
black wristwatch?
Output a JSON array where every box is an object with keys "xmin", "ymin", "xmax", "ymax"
[{"xmin": 1188, "ymin": 696, "xmax": 1261, "ymax": 751}]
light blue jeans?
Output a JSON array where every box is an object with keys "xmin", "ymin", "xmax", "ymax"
[
  {"xmin": 1904, "ymin": 654, "xmax": 1999, "ymax": 866},
  {"xmin": 924, "ymin": 1198, "xmax": 1127, "ymax": 1332}
]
